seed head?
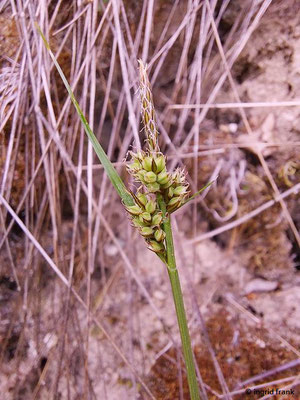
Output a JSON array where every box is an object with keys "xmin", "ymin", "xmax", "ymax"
[
  {"xmin": 144, "ymin": 171, "xmax": 157, "ymax": 183},
  {"xmin": 157, "ymin": 171, "xmax": 169, "ymax": 185},
  {"xmin": 154, "ymin": 228, "xmax": 166, "ymax": 243},
  {"xmin": 147, "ymin": 240, "xmax": 165, "ymax": 254},
  {"xmin": 167, "ymin": 197, "xmax": 182, "ymax": 212},
  {"xmin": 137, "ymin": 171, "xmax": 146, "ymax": 183},
  {"xmin": 126, "ymin": 205, "xmax": 143, "ymax": 216},
  {"xmin": 172, "ymin": 168, "xmax": 186, "ymax": 184},
  {"xmin": 147, "ymin": 182, "xmax": 160, "ymax": 193},
  {"xmin": 136, "ymin": 192, "xmax": 147, "ymax": 207},
  {"xmin": 145, "ymin": 200, "xmax": 156, "ymax": 214},
  {"xmin": 160, "ymin": 180, "xmax": 173, "ymax": 190},
  {"xmin": 153, "ymin": 155, "xmax": 165, "ymax": 173},
  {"xmin": 152, "ymin": 212, "xmax": 163, "ymax": 226},
  {"xmin": 168, "ymin": 187, "xmax": 174, "ymax": 198},
  {"xmin": 173, "ymin": 185, "xmax": 188, "ymax": 196},
  {"xmin": 131, "ymin": 217, "xmax": 145, "ymax": 228},
  {"xmin": 124, "ymin": 61, "xmax": 194, "ymax": 259},
  {"xmin": 128, "ymin": 159, "xmax": 141, "ymax": 172},
  {"xmin": 140, "ymin": 226, "xmax": 154, "ymax": 238},
  {"xmin": 139, "ymin": 211, "xmax": 152, "ymax": 224},
  {"xmin": 142, "ymin": 156, "xmax": 153, "ymax": 172}
]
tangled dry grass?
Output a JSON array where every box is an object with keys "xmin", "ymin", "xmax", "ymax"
[{"xmin": 0, "ymin": 0, "xmax": 299, "ymax": 399}]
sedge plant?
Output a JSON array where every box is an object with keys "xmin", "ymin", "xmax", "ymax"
[{"xmin": 37, "ymin": 25, "xmax": 214, "ymax": 400}]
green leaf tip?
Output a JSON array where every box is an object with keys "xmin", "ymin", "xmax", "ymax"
[
  {"xmin": 181, "ymin": 177, "xmax": 218, "ymax": 208},
  {"xmin": 35, "ymin": 22, "xmax": 50, "ymax": 50}
]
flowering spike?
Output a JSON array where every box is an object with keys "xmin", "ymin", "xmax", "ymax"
[
  {"xmin": 125, "ymin": 61, "xmax": 191, "ymax": 256},
  {"xmin": 138, "ymin": 60, "xmax": 159, "ymax": 153}
]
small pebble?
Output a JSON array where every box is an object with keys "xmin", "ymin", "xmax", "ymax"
[
  {"xmin": 228, "ymin": 123, "xmax": 238, "ymax": 133},
  {"xmin": 104, "ymin": 243, "xmax": 119, "ymax": 256},
  {"xmin": 244, "ymin": 278, "xmax": 278, "ymax": 295},
  {"xmin": 43, "ymin": 333, "xmax": 58, "ymax": 349},
  {"xmin": 153, "ymin": 290, "xmax": 165, "ymax": 301}
]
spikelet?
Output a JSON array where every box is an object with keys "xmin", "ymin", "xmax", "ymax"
[
  {"xmin": 138, "ymin": 59, "xmax": 159, "ymax": 152},
  {"xmin": 125, "ymin": 60, "xmax": 191, "ymax": 256}
]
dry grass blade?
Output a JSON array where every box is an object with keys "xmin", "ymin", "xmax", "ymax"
[
  {"xmin": 0, "ymin": 193, "xmax": 156, "ymax": 400},
  {"xmin": 1, "ymin": 1, "xmax": 299, "ymax": 398},
  {"xmin": 188, "ymin": 183, "xmax": 300, "ymax": 244},
  {"xmin": 36, "ymin": 24, "xmax": 135, "ymax": 208}
]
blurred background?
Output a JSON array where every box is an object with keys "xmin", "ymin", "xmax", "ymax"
[{"xmin": 0, "ymin": 0, "xmax": 299, "ymax": 398}]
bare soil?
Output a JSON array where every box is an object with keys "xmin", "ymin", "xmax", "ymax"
[{"xmin": 0, "ymin": 1, "xmax": 299, "ymax": 399}]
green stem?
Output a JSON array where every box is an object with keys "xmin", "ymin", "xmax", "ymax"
[{"xmin": 157, "ymin": 194, "xmax": 200, "ymax": 400}]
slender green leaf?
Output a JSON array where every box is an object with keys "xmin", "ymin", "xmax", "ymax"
[
  {"xmin": 178, "ymin": 177, "xmax": 218, "ymax": 209},
  {"xmin": 36, "ymin": 24, "xmax": 134, "ymax": 207}
]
